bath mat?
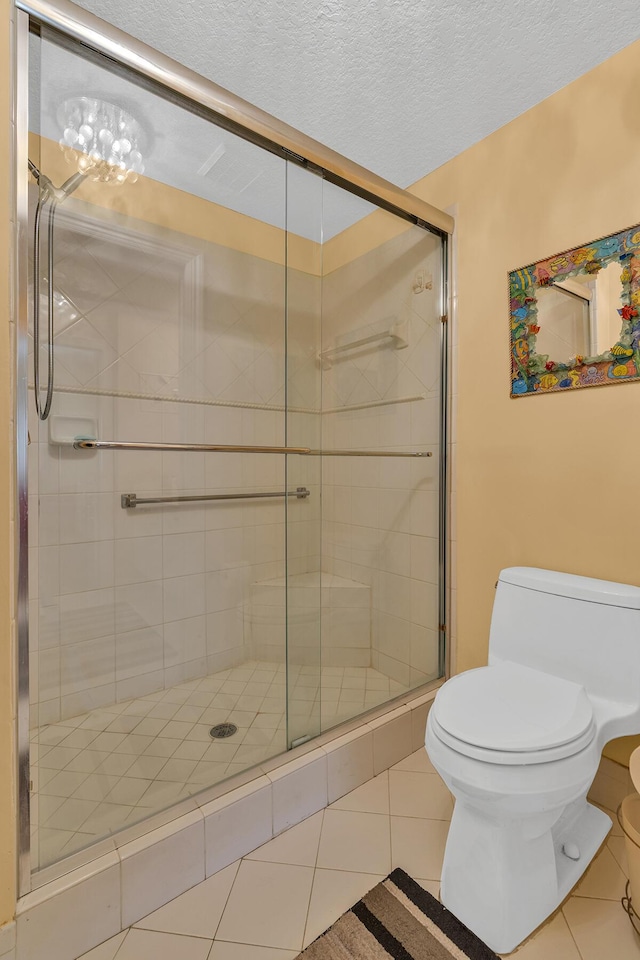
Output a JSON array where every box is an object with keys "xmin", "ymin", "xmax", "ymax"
[{"xmin": 296, "ymin": 868, "xmax": 498, "ymax": 959}]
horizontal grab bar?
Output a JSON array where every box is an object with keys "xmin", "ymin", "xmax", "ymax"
[
  {"xmin": 121, "ymin": 487, "xmax": 311, "ymax": 508},
  {"xmin": 318, "ymin": 320, "xmax": 409, "ymax": 368},
  {"xmin": 322, "ymin": 331, "xmax": 399, "ymax": 356},
  {"xmin": 74, "ymin": 438, "xmax": 431, "ymax": 458}
]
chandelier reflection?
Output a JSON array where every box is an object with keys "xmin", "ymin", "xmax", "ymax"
[{"xmin": 57, "ymin": 96, "xmax": 145, "ymax": 185}]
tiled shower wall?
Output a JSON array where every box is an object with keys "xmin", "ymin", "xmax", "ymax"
[
  {"xmin": 28, "ymin": 199, "xmax": 443, "ymax": 727},
  {"xmin": 321, "ymin": 226, "xmax": 442, "ymax": 689},
  {"xmin": 28, "ymin": 202, "xmax": 321, "ymax": 726}
]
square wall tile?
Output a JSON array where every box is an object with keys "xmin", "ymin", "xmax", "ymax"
[
  {"xmin": 115, "ymin": 582, "xmax": 163, "ymax": 634},
  {"xmin": 325, "ymin": 729, "xmax": 373, "ymax": 804},
  {"xmin": 269, "ymin": 750, "xmax": 328, "ymax": 835},
  {"xmin": 0, "ymin": 922, "xmax": 15, "ymax": 959},
  {"xmin": 120, "ymin": 812, "xmax": 205, "ymax": 927},
  {"xmin": 60, "ymin": 637, "xmax": 115, "ymax": 696},
  {"xmin": 114, "ymin": 450, "xmax": 162, "ymax": 494},
  {"xmin": 116, "ymin": 670, "xmax": 164, "ymax": 703},
  {"xmin": 16, "ymin": 856, "xmax": 121, "ymax": 960},
  {"xmin": 115, "ymin": 627, "xmax": 163, "ymax": 681},
  {"xmin": 369, "ymin": 706, "xmax": 413, "ymax": 775},
  {"xmin": 58, "ymin": 493, "xmax": 114, "ymax": 545},
  {"xmin": 61, "ymin": 683, "xmax": 115, "ymax": 721},
  {"xmin": 59, "ymin": 542, "xmax": 114, "ymax": 595},
  {"xmin": 59, "ymin": 446, "xmax": 114, "ymax": 496},
  {"xmin": 59, "ymin": 589, "xmax": 115, "ymax": 645},
  {"xmin": 202, "ymin": 777, "xmax": 273, "ymax": 877},
  {"xmin": 163, "ymin": 533, "xmax": 205, "ymax": 579},
  {"xmin": 162, "ymin": 574, "xmax": 206, "ymax": 623},
  {"xmin": 410, "ymin": 694, "xmax": 435, "ymax": 752},
  {"xmin": 115, "ymin": 537, "xmax": 163, "ymax": 586},
  {"xmin": 164, "ymin": 617, "xmax": 206, "ymax": 667}
]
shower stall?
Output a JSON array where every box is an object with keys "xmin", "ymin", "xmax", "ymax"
[{"xmin": 16, "ymin": 0, "xmax": 452, "ymax": 888}]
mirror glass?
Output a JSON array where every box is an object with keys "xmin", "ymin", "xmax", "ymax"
[
  {"xmin": 509, "ymin": 224, "xmax": 640, "ymax": 396},
  {"xmin": 534, "ymin": 281, "xmax": 591, "ymax": 362}
]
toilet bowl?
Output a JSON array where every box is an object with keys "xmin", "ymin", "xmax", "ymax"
[{"xmin": 425, "ymin": 567, "xmax": 640, "ymax": 953}]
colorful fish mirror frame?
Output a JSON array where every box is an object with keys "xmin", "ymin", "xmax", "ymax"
[{"xmin": 509, "ymin": 223, "xmax": 640, "ymax": 396}]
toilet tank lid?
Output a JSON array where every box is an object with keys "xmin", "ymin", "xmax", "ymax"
[{"xmin": 499, "ymin": 567, "xmax": 640, "ymax": 609}]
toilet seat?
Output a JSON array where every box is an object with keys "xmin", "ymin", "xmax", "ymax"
[{"xmin": 431, "ymin": 662, "xmax": 596, "ymax": 765}]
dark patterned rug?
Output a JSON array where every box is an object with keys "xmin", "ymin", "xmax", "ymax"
[{"xmin": 295, "ymin": 868, "xmax": 499, "ymax": 959}]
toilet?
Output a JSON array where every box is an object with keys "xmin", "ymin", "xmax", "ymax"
[{"xmin": 425, "ymin": 566, "xmax": 640, "ymax": 953}]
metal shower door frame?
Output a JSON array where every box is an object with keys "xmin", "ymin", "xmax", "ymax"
[
  {"xmin": 13, "ymin": 0, "xmax": 453, "ymax": 896},
  {"xmin": 14, "ymin": 3, "xmax": 32, "ymax": 901}
]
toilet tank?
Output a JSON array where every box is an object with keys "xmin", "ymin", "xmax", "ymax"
[{"xmin": 489, "ymin": 567, "xmax": 640, "ymax": 705}]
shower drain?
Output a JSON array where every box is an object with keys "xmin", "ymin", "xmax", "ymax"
[{"xmin": 209, "ymin": 722, "xmax": 238, "ymax": 740}]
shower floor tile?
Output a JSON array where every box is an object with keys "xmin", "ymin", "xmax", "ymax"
[{"xmin": 31, "ymin": 661, "xmax": 403, "ymax": 870}]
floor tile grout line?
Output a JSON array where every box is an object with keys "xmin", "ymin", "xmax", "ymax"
[
  {"xmin": 560, "ymin": 899, "xmax": 592, "ymax": 960},
  {"xmin": 209, "ymin": 936, "xmax": 300, "ymax": 952},
  {"xmin": 210, "ymin": 859, "xmax": 242, "ymax": 945},
  {"xmin": 111, "ymin": 927, "xmax": 129, "ymax": 959},
  {"xmin": 303, "ymin": 863, "xmax": 394, "ymax": 878},
  {"xmin": 563, "ymin": 891, "xmax": 629, "ymax": 904},
  {"xmin": 128, "ymin": 925, "xmax": 217, "ymax": 942},
  {"xmin": 300, "ymin": 807, "xmax": 326, "ymax": 949}
]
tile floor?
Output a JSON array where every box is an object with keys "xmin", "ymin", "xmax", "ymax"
[
  {"xmin": 73, "ymin": 748, "xmax": 640, "ymax": 960},
  {"xmin": 32, "ymin": 661, "xmax": 404, "ymax": 869}
]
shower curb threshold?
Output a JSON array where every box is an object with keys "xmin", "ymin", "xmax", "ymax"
[{"xmin": 15, "ymin": 683, "xmax": 440, "ymax": 960}]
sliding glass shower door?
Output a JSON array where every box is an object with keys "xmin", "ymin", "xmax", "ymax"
[
  {"xmin": 284, "ymin": 170, "xmax": 444, "ymax": 742},
  {"xmin": 28, "ymin": 25, "xmax": 298, "ymax": 869},
  {"xmin": 316, "ymin": 183, "xmax": 443, "ymax": 729},
  {"xmin": 23, "ymin": 17, "xmax": 446, "ymax": 877}
]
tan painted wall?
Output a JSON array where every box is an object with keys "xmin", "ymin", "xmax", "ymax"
[
  {"xmin": 35, "ymin": 135, "xmax": 321, "ymax": 275},
  {"xmin": 409, "ymin": 38, "xmax": 640, "ymax": 765},
  {"xmin": 0, "ymin": 0, "xmax": 16, "ymax": 928}
]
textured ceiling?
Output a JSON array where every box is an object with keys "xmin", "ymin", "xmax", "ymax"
[{"xmin": 71, "ymin": 0, "xmax": 639, "ymax": 190}]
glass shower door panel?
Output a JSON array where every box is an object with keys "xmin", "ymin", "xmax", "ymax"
[
  {"xmin": 285, "ymin": 162, "xmax": 323, "ymax": 748},
  {"xmin": 29, "ymin": 27, "xmax": 288, "ymax": 869},
  {"xmin": 320, "ymin": 182, "xmax": 443, "ymax": 731}
]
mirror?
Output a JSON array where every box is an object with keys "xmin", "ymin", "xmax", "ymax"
[{"xmin": 509, "ymin": 223, "xmax": 640, "ymax": 396}]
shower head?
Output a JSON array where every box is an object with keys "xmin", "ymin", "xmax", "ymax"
[{"xmin": 57, "ymin": 170, "xmax": 88, "ymax": 200}]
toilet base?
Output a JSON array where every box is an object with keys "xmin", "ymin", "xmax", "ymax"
[{"xmin": 440, "ymin": 798, "xmax": 612, "ymax": 954}]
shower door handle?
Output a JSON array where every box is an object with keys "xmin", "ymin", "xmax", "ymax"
[
  {"xmin": 73, "ymin": 439, "xmax": 432, "ymax": 457},
  {"xmin": 73, "ymin": 439, "xmax": 312, "ymax": 454}
]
